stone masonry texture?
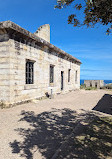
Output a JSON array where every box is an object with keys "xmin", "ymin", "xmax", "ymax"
[
  {"xmin": 84, "ymin": 80, "xmax": 104, "ymax": 89},
  {"xmin": 0, "ymin": 21, "xmax": 81, "ymax": 107}
]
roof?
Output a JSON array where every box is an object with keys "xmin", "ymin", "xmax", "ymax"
[{"xmin": 0, "ymin": 21, "xmax": 81, "ymax": 64}]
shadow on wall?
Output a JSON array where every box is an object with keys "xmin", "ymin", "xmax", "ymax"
[
  {"xmin": 9, "ymin": 108, "xmax": 112, "ymax": 159},
  {"xmin": 93, "ymin": 94, "xmax": 112, "ymax": 115}
]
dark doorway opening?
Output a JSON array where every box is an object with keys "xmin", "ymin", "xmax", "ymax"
[{"xmin": 61, "ymin": 71, "xmax": 64, "ymax": 90}]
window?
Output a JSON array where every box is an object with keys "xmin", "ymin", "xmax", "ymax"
[
  {"xmin": 75, "ymin": 70, "xmax": 78, "ymax": 83},
  {"xmin": 26, "ymin": 60, "xmax": 34, "ymax": 84},
  {"xmin": 68, "ymin": 69, "xmax": 71, "ymax": 82},
  {"xmin": 50, "ymin": 65, "xmax": 54, "ymax": 83}
]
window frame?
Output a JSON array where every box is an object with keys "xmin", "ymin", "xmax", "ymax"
[
  {"xmin": 49, "ymin": 64, "xmax": 54, "ymax": 84},
  {"xmin": 26, "ymin": 60, "xmax": 34, "ymax": 85}
]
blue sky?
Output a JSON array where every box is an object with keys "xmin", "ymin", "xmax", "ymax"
[{"xmin": 0, "ymin": 0, "xmax": 112, "ymax": 80}]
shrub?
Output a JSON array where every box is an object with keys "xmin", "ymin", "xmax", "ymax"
[
  {"xmin": 80, "ymin": 84, "xmax": 86, "ymax": 89},
  {"xmin": 0, "ymin": 101, "xmax": 6, "ymax": 109}
]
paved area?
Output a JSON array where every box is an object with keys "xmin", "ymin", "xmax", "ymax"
[{"xmin": 0, "ymin": 90, "xmax": 112, "ymax": 159}]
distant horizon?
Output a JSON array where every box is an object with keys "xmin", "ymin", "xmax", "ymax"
[
  {"xmin": 80, "ymin": 79, "xmax": 112, "ymax": 81},
  {"xmin": 81, "ymin": 79, "xmax": 112, "ymax": 81},
  {"xmin": 80, "ymin": 79, "xmax": 112, "ymax": 85}
]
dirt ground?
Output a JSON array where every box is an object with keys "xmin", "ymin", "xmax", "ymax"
[{"xmin": 0, "ymin": 89, "xmax": 112, "ymax": 159}]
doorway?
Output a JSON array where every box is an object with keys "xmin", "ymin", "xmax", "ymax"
[{"xmin": 61, "ymin": 71, "xmax": 64, "ymax": 90}]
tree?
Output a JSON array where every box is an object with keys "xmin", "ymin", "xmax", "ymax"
[{"xmin": 55, "ymin": 0, "xmax": 112, "ymax": 34}]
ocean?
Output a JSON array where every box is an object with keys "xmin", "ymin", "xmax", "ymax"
[{"xmin": 80, "ymin": 80, "xmax": 112, "ymax": 85}]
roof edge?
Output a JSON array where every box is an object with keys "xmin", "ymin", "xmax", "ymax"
[{"xmin": 0, "ymin": 21, "xmax": 81, "ymax": 64}]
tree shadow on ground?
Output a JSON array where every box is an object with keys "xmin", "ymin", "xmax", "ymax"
[
  {"xmin": 92, "ymin": 94, "xmax": 112, "ymax": 115},
  {"xmin": 55, "ymin": 110, "xmax": 112, "ymax": 159},
  {"xmin": 10, "ymin": 108, "xmax": 78, "ymax": 159},
  {"xmin": 10, "ymin": 108, "xmax": 112, "ymax": 159}
]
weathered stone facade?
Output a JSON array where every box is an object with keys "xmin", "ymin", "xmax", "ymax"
[
  {"xmin": 84, "ymin": 80, "xmax": 104, "ymax": 89},
  {"xmin": 0, "ymin": 21, "xmax": 81, "ymax": 106}
]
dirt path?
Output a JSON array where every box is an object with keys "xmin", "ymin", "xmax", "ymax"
[{"xmin": 0, "ymin": 90, "xmax": 112, "ymax": 159}]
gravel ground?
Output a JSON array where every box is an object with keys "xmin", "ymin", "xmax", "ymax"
[{"xmin": 0, "ymin": 89, "xmax": 112, "ymax": 159}]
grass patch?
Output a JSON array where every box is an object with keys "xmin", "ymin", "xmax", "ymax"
[
  {"xmin": 52, "ymin": 112, "xmax": 112, "ymax": 159},
  {"xmin": 80, "ymin": 84, "xmax": 97, "ymax": 90},
  {"xmin": 85, "ymin": 87, "xmax": 97, "ymax": 90}
]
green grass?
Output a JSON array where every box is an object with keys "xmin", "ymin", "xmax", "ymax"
[
  {"xmin": 80, "ymin": 84, "xmax": 86, "ymax": 89},
  {"xmin": 85, "ymin": 87, "xmax": 97, "ymax": 90},
  {"xmin": 80, "ymin": 84, "xmax": 97, "ymax": 90},
  {"xmin": 53, "ymin": 112, "xmax": 112, "ymax": 159}
]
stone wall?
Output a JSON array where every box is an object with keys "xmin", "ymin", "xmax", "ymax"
[
  {"xmin": 34, "ymin": 24, "xmax": 50, "ymax": 42},
  {"xmin": 84, "ymin": 80, "xmax": 104, "ymax": 89},
  {"xmin": 0, "ymin": 40, "xmax": 10, "ymax": 105},
  {"xmin": 8, "ymin": 39, "xmax": 80, "ymax": 105},
  {"xmin": 0, "ymin": 21, "xmax": 81, "ymax": 106}
]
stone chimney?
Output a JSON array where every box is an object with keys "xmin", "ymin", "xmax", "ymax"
[{"xmin": 34, "ymin": 24, "xmax": 50, "ymax": 43}]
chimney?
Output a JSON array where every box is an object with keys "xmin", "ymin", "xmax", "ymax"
[{"xmin": 34, "ymin": 24, "xmax": 50, "ymax": 43}]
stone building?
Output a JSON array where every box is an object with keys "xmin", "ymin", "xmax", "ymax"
[
  {"xmin": 84, "ymin": 80, "xmax": 104, "ymax": 89},
  {"xmin": 0, "ymin": 21, "xmax": 81, "ymax": 106}
]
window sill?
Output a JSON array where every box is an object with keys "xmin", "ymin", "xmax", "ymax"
[{"xmin": 24, "ymin": 84, "xmax": 38, "ymax": 90}]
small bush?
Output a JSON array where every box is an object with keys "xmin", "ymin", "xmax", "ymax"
[
  {"xmin": 0, "ymin": 101, "xmax": 6, "ymax": 109},
  {"xmin": 80, "ymin": 84, "xmax": 86, "ymax": 89}
]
